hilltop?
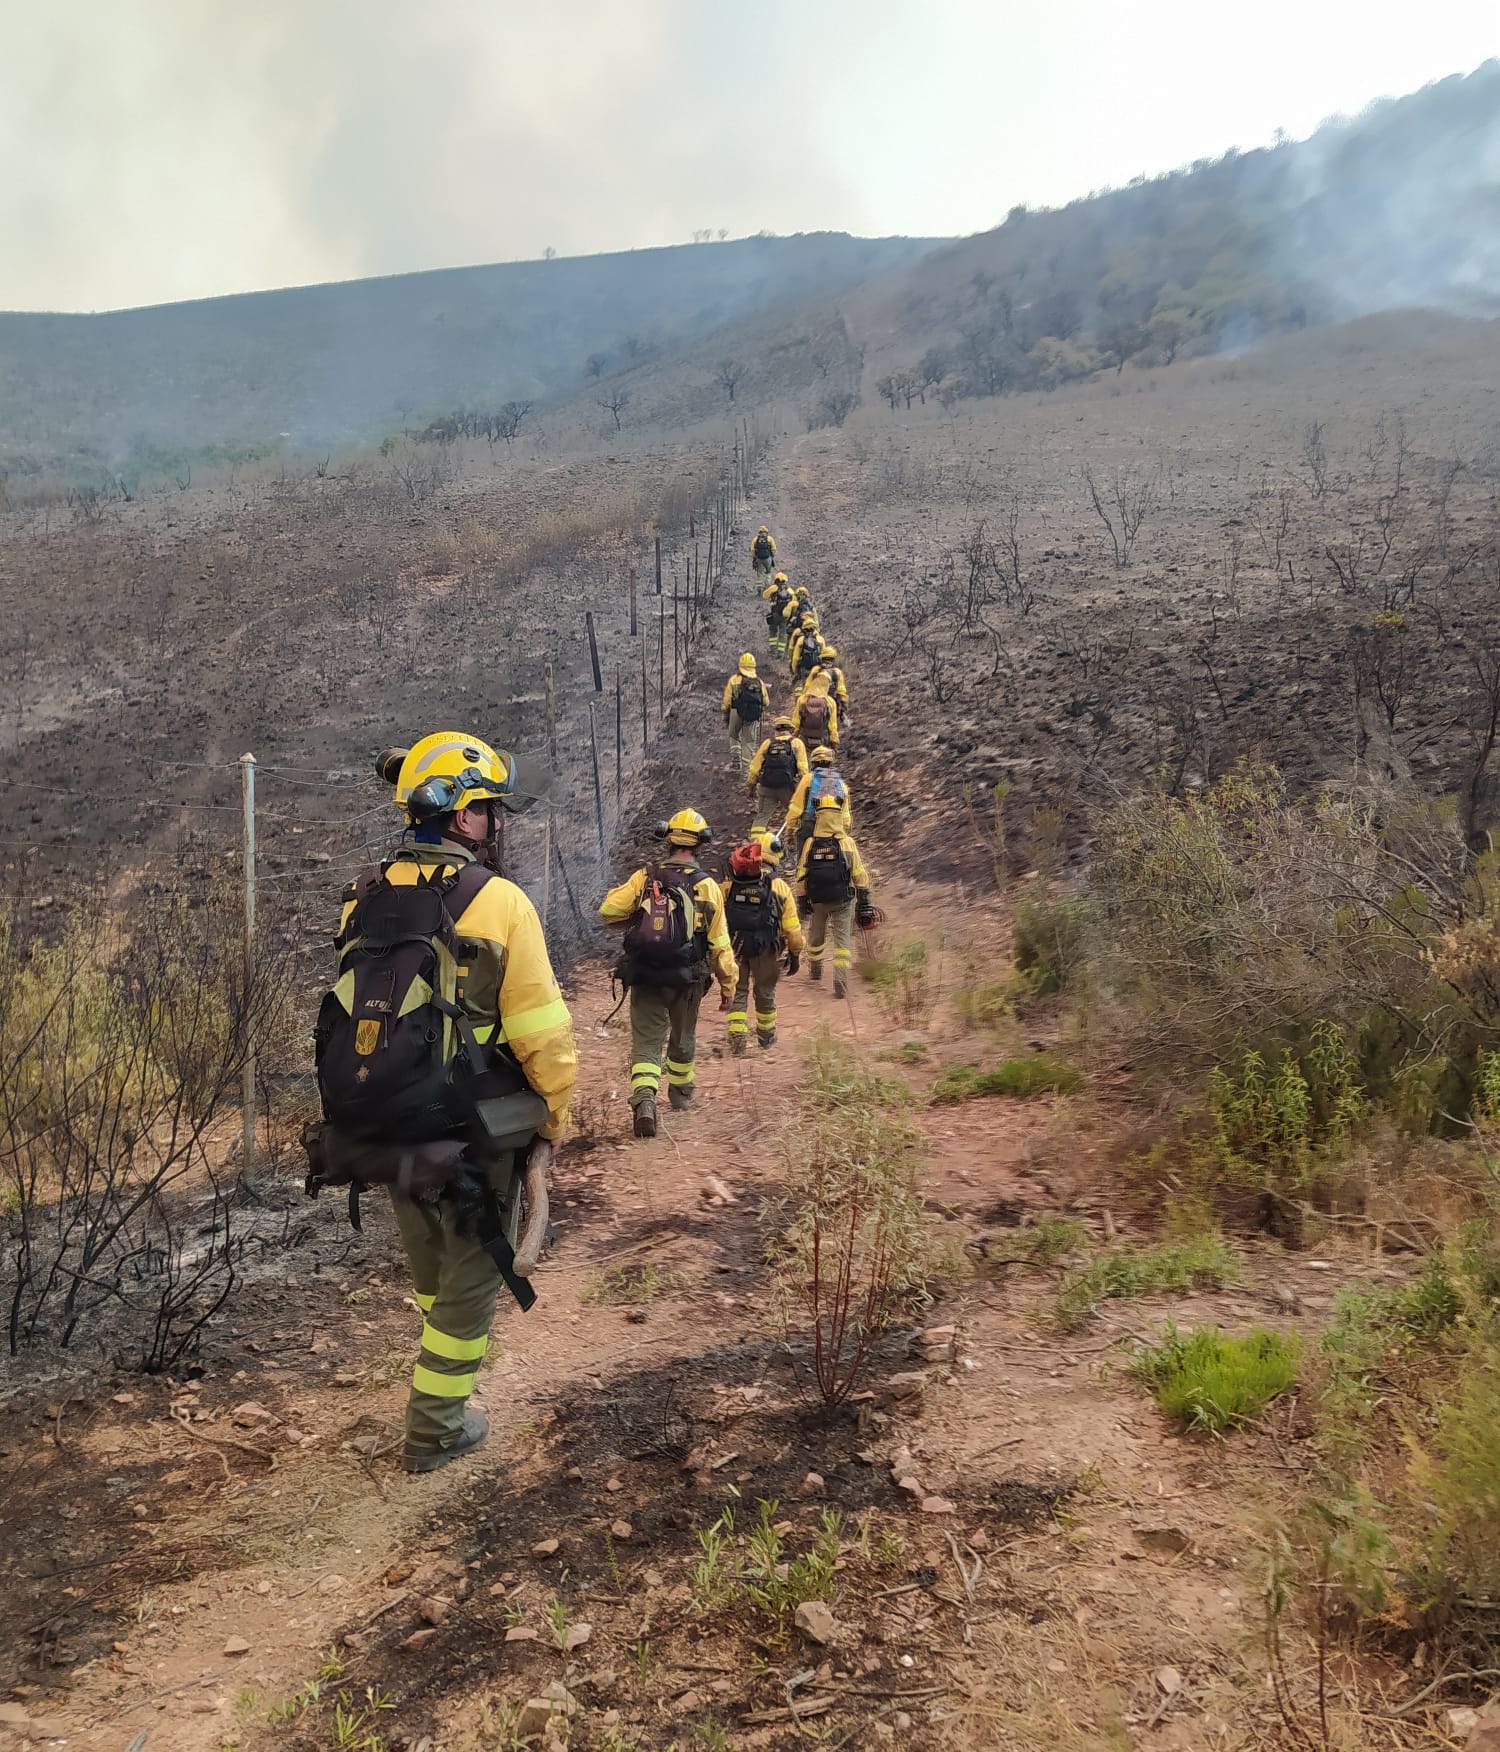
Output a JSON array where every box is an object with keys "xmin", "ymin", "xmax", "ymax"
[{"xmin": 0, "ymin": 231, "xmax": 935, "ymax": 478}]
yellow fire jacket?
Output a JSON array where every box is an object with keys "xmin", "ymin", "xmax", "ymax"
[
  {"xmin": 767, "ymin": 875, "xmax": 806, "ymax": 956},
  {"xmin": 795, "ymin": 822, "xmax": 871, "ymax": 900},
  {"xmin": 801, "ymin": 661, "xmax": 849, "ymax": 710},
  {"xmin": 598, "ymin": 862, "xmax": 738, "ymax": 997},
  {"xmin": 721, "ymin": 672, "xmax": 770, "ymax": 719},
  {"xmin": 783, "ymin": 769, "xmax": 852, "ymax": 839},
  {"xmin": 746, "ymin": 732, "xmax": 809, "ymax": 789},
  {"xmin": 750, "ymin": 533, "xmax": 777, "ymax": 563},
  {"xmin": 338, "ymin": 845, "xmax": 578, "ymax": 1139}
]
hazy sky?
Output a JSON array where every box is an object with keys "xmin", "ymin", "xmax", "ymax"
[{"xmin": 2, "ymin": 0, "xmax": 1495, "ymax": 312}]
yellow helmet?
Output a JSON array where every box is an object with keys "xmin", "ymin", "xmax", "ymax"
[
  {"xmin": 773, "ymin": 570, "xmax": 788, "ymax": 585},
  {"xmin": 754, "ymin": 828, "xmax": 786, "ymax": 866},
  {"xmin": 794, "ymin": 585, "xmax": 810, "ymax": 600},
  {"xmin": 815, "ymin": 791, "xmax": 844, "ymax": 812},
  {"xmin": 386, "ymin": 732, "xmax": 525, "ymax": 825},
  {"xmin": 758, "ymin": 525, "xmax": 769, "ymax": 534},
  {"xmin": 773, "ymin": 714, "xmax": 795, "ymax": 732},
  {"xmin": 663, "ymin": 806, "xmax": 712, "ymax": 848},
  {"xmin": 810, "ymin": 745, "xmax": 835, "ymax": 766},
  {"xmin": 820, "ymin": 646, "xmax": 838, "ymax": 662},
  {"xmin": 738, "ymin": 652, "xmax": 757, "ymax": 675}
]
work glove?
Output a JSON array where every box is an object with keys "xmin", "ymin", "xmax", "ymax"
[
  {"xmin": 797, "ymin": 896, "xmax": 812, "ymax": 919},
  {"xmin": 784, "ymin": 951, "xmax": 800, "ymax": 977},
  {"xmin": 855, "ymin": 891, "xmax": 876, "ymax": 928},
  {"xmin": 718, "ymin": 990, "xmax": 733, "ymax": 1012}
]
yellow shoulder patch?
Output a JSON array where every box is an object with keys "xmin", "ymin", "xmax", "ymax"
[{"xmin": 355, "ymin": 1019, "xmax": 381, "ymax": 1055}]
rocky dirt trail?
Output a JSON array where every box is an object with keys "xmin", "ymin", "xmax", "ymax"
[{"xmin": 2, "ymin": 437, "xmax": 1423, "ymax": 1752}]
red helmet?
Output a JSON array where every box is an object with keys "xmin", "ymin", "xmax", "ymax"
[{"xmin": 729, "ymin": 841, "xmax": 763, "ymax": 879}]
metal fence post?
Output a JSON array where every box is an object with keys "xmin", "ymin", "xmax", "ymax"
[{"xmin": 239, "ymin": 752, "xmax": 256, "ymax": 1177}]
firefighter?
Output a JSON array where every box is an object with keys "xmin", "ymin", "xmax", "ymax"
[
  {"xmin": 721, "ymin": 653, "xmax": 769, "ymax": 773},
  {"xmin": 599, "ymin": 809, "xmax": 737, "ymax": 1138},
  {"xmin": 343, "ymin": 735, "xmax": 578, "ymax": 1472},
  {"xmin": 762, "ymin": 571, "xmax": 794, "ymax": 652},
  {"xmin": 802, "ymin": 645, "xmax": 849, "ymax": 725},
  {"xmin": 783, "ymin": 745, "xmax": 851, "ymax": 850},
  {"xmin": 780, "ymin": 585, "xmax": 813, "ymax": 644},
  {"xmin": 750, "ymin": 525, "xmax": 776, "ymax": 583},
  {"xmin": 746, "ymin": 714, "xmax": 809, "ymax": 831},
  {"xmin": 793, "ymin": 670, "xmax": 839, "ymax": 749},
  {"xmin": 723, "ymin": 834, "xmax": 803, "ymax": 1053},
  {"xmin": 795, "ymin": 793, "xmax": 875, "ymax": 1001}
]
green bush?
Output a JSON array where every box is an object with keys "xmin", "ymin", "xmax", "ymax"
[
  {"xmin": 1055, "ymin": 1233, "xmax": 1236, "ymax": 1331},
  {"xmin": 1135, "ymin": 1325, "xmax": 1299, "ymax": 1435},
  {"xmin": 1012, "ymin": 900, "xmax": 1091, "ymax": 999},
  {"xmin": 930, "ymin": 1056, "xmax": 1081, "ymax": 1104}
]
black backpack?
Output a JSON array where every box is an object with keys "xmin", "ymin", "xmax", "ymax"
[
  {"xmin": 725, "ymin": 873, "xmax": 781, "ymax": 958},
  {"xmin": 622, "ymin": 865, "xmax": 706, "ymax": 986},
  {"xmin": 759, "ymin": 738, "xmax": 799, "ymax": 791},
  {"xmin": 804, "ymin": 838, "xmax": 854, "ymax": 906},
  {"xmin": 796, "ymin": 635, "xmax": 825, "ymax": 679},
  {"xmin": 736, "ymin": 676, "xmax": 766, "ymax": 723},
  {"xmin": 315, "ymin": 862, "xmax": 495, "ymax": 1146},
  {"xmin": 754, "ymin": 534, "xmax": 773, "ymax": 561}
]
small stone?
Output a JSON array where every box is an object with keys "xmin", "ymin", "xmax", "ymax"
[
  {"xmin": 416, "ymin": 1596, "xmax": 449, "ymax": 1626},
  {"xmin": 532, "ymin": 1538, "xmax": 560, "ymax": 1556},
  {"xmin": 967, "ymin": 1528, "xmax": 990, "ymax": 1552},
  {"xmin": 892, "ymin": 1711, "xmax": 913, "ymax": 1730},
  {"xmin": 920, "ymin": 1497, "xmax": 956, "ymax": 1515},
  {"xmin": 793, "ymin": 1600, "xmax": 837, "ymax": 1645},
  {"xmin": 231, "ymin": 1401, "xmax": 272, "ymax": 1425},
  {"xmin": 1046, "ymin": 1657, "xmax": 1066, "ymax": 1674},
  {"xmin": 112, "ymin": 1392, "xmax": 136, "ymax": 1405},
  {"xmin": 564, "ymin": 1623, "xmax": 592, "ymax": 1651},
  {"xmin": 254, "ymin": 1580, "xmax": 272, "ymax": 1595},
  {"xmin": 1448, "ymin": 1708, "xmax": 1479, "ymax": 1736},
  {"xmin": 1155, "ymin": 1665, "xmax": 1183, "ymax": 1695},
  {"xmin": 896, "ymin": 1475, "xmax": 925, "ymax": 1498},
  {"xmin": 604, "ymin": 1476, "xmax": 623, "ymax": 1492},
  {"xmin": 701, "ymin": 1175, "xmax": 737, "ymax": 1205},
  {"xmin": 879, "ymin": 1370, "xmax": 928, "ymax": 1404},
  {"xmin": 610, "ymin": 1520, "xmax": 634, "ymax": 1540},
  {"xmin": 401, "ymin": 1627, "xmax": 440, "ymax": 1651},
  {"xmin": 222, "ymin": 1635, "xmax": 251, "ymax": 1656},
  {"xmin": 1467, "ymin": 1710, "xmax": 1500, "ymax": 1751},
  {"xmin": 798, "ymin": 1471, "xmax": 826, "ymax": 1497},
  {"xmin": 505, "ymin": 1626, "xmax": 537, "ymax": 1643},
  {"xmin": 342, "ymin": 1633, "xmax": 364, "ymax": 1650}
]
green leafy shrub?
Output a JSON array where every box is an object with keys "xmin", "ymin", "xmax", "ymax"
[
  {"xmin": 1012, "ymin": 900, "xmax": 1092, "ymax": 999},
  {"xmin": 1135, "ymin": 1325, "xmax": 1299, "ymax": 1434},
  {"xmin": 1055, "ymin": 1234, "xmax": 1237, "ymax": 1331},
  {"xmin": 930, "ymin": 1056, "xmax": 1081, "ymax": 1104}
]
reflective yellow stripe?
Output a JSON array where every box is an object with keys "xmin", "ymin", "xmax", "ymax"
[
  {"xmin": 631, "ymin": 1061, "xmax": 659, "ymax": 1076},
  {"xmin": 415, "ymin": 1292, "xmax": 435, "ymax": 1312},
  {"xmin": 496, "ymin": 995, "xmax": 572, "ymax": 1043},
  {"xmin": 412, "ymin": 1363, "xmax": 477, "ymax": 1398},
  {"xmin": 421, "ymin": 1322, "xmax": 488, "ymax": 1363},
  {"xmin": 756, "ymin": 1011, "xmax": 776, "ymax": 1026},
  {"xmin": 473, "ymin": 1021, "xmax": 496, "ymax": 1044}
]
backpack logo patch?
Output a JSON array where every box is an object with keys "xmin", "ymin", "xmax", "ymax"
[{"xmin": 355, "ymin": 1020, "xmax": 381, "ymax": 1055}]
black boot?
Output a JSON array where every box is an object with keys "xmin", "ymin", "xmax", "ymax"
[
  {"xmin": 668, "ymin": 1084, "xmax": 695, "ymax": 1112},
  {"xmin": 633, "ymin": 1097, "xmax": 658, "ymax": 1139},
  {"xmin": 403, "ymin": 1408, "xmax": 490, "ymax": 1474}
]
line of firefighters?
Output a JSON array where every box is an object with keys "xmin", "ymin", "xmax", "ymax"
[
  {"xmin": 322, "ymin": 525, "xmax": 878, "ymax": 1467},
  {"xmin": 599, "ymin": 523, "xmax": 876, "ymax": 1140}
]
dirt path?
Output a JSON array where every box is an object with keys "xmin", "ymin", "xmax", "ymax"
[{"xmin": 3, "ymin": 440, "xmax": 1413, "ymax": 1752}]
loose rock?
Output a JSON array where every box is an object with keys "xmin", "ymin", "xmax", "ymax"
[
  {"xmin": 222, "ymin": 1635, "xmax": 251, "ymax": 1656},
  {"xmin": 798, "ymin": 1471, "xmax": 826, "ymax": 1497},
  {"xmin": 532, "ymin": 1538, "xmax": 560, "ymax": 1556},
  {"xmin": 794, "ymin": 1600, "xmax": 838, "ymax": 1645}
]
